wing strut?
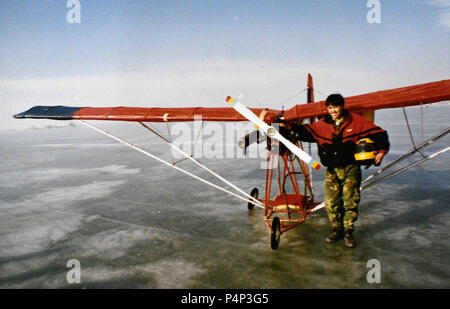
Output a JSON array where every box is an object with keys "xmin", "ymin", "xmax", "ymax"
[
  {"xmin": 362, "ymin": 127, "xmax": 449, "ymax": 186},
  {"xmin": 308, "ymin": 127, "xmax": 449, "ymax": 213},
  {"xmin": 361, "ymin": 146, "xmax": 449, "ymax": 190},
  {"xmin": 138, "ymin": 121, "xmax": 263, "ymax": 207},
  {"xmin": 309, "ymin": 145, "xmax": 450, "ymax": 213},
  {"xmin": 79, "ymin": 120, "xmax": 264, "ymax": 209}
]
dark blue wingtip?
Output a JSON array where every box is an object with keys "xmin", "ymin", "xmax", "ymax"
[
  {"xmin": 12, "ymin": 106, "xmax": 83, "ymax": 120},
  {"xmin": 13, "ymin": 109, "xmax": 32, "ymax": 118},
  {"xmin": 13, "ymin": 112, "xmax": 25, "ymax": 119},
  {"xmin": 12, "ymin": 106, "xmax": 46, "ymax": 119}
]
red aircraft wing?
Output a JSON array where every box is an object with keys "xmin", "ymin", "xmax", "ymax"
[
  {"xmin": 14, "ymin": 79, "xmax": 449, "ymax": 123},
  {"xmin": 72, "ymin": 107, "xmax": 282, "ymax": 123},
  {"xmin": 14, "ymin": 106, "xmax": 282, "ymax": 123},
  {"xmin": 283, "ymin": 79, "xmax": 450, "ymax": 121}
]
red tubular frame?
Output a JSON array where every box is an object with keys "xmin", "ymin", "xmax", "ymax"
[{"xmin": 262, "ymin": 143, "xmax": 313, "ymax": 235}]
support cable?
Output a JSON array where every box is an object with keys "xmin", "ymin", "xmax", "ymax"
[
  {"xmin": 139, "ymin": 122, "xmax": 263, "ymax": 207},
  {"xmin": 80, "ymin": 120, "xmax": 264, "ymax": 209},
  {"xmin": 402, "ymin": 107, "xmax": 426, "ymax": 158},
  {"xmin": 362, "ymin": 127, "xmax": 449, "ymax": 184},
  {"xmin": 361, "ymin": 146, "xmax": 449, "ymax": 190}
]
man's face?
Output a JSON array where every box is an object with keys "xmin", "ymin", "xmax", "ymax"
[{"xmin": 327, "ymin": 104, "xmax": 343, "ymax": 120}]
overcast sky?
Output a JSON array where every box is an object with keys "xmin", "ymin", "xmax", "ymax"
[{"xmin": 1, "ymin": 0, "xmax": 449, "ymax": 130}]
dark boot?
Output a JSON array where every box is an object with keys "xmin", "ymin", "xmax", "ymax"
[
  {"xmin": 326, "ymin": 227, "xmax": 343, "ymax": 243},
  {"xmin": 344, "ymin": 230, "xmax": 356, "ymax": 248}
]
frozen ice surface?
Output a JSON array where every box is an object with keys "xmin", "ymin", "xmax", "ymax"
[{"xmin": 0, "ymin": 104, "xmax": 448, "ymax": 288}]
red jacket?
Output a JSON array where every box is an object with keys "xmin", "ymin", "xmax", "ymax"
[{"xmin": 288, "ymin": 110, "xmax": 389, "ymax": 168}]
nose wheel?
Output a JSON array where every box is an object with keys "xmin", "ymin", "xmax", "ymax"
[{"xmin": 271, "ymin": 217, "xmax": 281, "ymax": 250}]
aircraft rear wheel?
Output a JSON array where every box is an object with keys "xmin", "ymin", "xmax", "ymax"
[
  {"xmin": 247, "ymin": 188, "xmax": 259, "ymax": 210},
  {"xmin": 271, "ymin": 217, "xmax": 281, "ymax": 250}
]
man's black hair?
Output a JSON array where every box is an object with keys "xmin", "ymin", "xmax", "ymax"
[{"xmin": 325, "ymin": 94, "xmax": 345, "ymax": 106}]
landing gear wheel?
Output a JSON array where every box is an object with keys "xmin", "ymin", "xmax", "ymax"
[
  {"xmin": 247, "ymin": 188, "xmax": 259, "ymax": 210},
  {"xmin": 271, "ymin": 217, "xmax": 281, "ymax": 250}
]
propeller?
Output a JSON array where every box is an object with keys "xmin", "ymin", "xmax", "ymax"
[{"xmin": 226, "ymin": 96, "xmax": 321, "ymax": 170}]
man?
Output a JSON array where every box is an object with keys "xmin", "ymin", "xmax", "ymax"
[{"xmin": 286, "ymin": 94, "xmax": 389, "ymax": 248}]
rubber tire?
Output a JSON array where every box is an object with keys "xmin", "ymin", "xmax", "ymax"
[
  {"xmin": 271, "ymin": 217, "xmax": 281, "ymax": 250},
  {"xmin": 247, "ymin": 188, "xmax": 259, "ymax": 210}
]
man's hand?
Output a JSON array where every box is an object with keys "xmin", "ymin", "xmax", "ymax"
[{"xmin": 374, "ymin": 152, "xmax": 385, "ymax": 165}]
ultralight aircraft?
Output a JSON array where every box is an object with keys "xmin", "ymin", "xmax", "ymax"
[{"xmin": 14, "ymin": 75, "xmax": 450, "ymax": 249}]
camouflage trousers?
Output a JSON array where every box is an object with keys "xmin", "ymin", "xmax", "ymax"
[{"xmin": 324, "ymin": 164, "xmax": 361, "ymax": 231}]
